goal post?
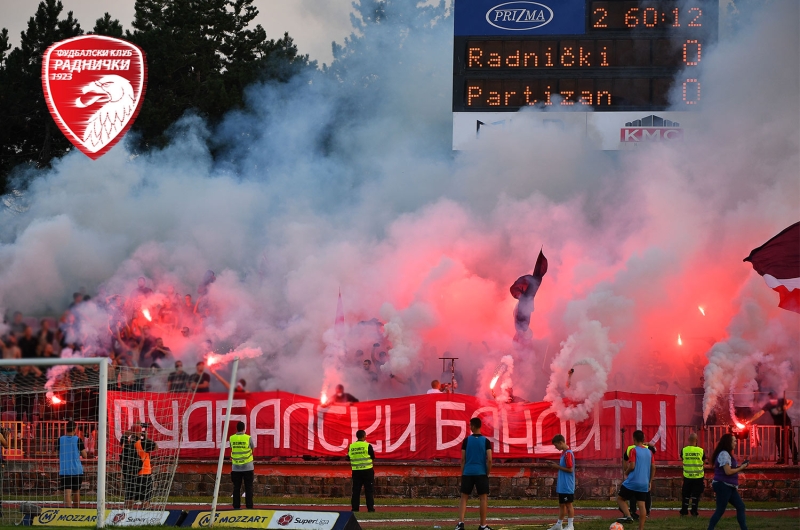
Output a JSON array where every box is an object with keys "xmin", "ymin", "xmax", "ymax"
[
  {"xmin": 0, "ymin": 356, "xmax": 198, "ymax": 527},
  {"xmin": 0, "ymin": 357, "xmax": 108, "ymax": 527}
]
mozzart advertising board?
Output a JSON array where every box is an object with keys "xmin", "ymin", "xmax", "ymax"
[
  {"xmin": 109, "ymin": 391, "xmax": 677, "ymax": 460},
  {"xmin": 30, "ymin": 509, "xmax": 180, "ymax": 527},
  {"xmin": 452, "ymin": 0, "xmax": 718, "ymax": 149},
  {"xmin": 182, "ymin": 509, "xmax": 360, "ymax": 530}
]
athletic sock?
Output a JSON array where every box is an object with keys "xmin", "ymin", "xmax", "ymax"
[{"xmin": 567, "ymin": 518, "xmax": 574, "ymax": 525}]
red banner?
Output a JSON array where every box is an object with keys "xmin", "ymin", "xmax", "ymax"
[{"xmin": 108, "ymin": 391, "xmax": 677, "ymax": 461}]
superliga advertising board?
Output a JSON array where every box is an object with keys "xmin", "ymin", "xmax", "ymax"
[{"xmin": 452, "ymin": 0, "xmax": 718, "ymax": 149}]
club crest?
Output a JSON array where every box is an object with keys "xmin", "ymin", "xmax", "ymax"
[{"xmin": 42, "ymin": 35, "xmax": 147, "ymax": 160}]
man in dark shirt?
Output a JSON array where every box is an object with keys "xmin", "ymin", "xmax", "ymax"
[
  {"xmin": 189, "ymin": 362, "xmax": 211, "ymax": 392},
  {"xmin": 14, "ymin": 365, "xmax": 42, "ymax": 420},
  {"xmin": 167, "ymin": 362, "xmax": 189, "ymax": 392},
  {"xmin": 752, "ymin": 393, "xmax": 797, "ymax": 464},
  {"xmin": 17, "ymin": 326, "xmax": 38, "ymax": 359},
  {"xmin": 333, "ymin": 384, "xmax": 359, "ymax": 403}
]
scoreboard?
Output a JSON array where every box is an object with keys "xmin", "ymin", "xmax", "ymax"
[{"xmin": 452, "ymin": 0, "xmax": 718, "ymax": 148}]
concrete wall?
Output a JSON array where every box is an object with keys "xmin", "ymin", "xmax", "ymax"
[{"xmin": 170, "ymin": 461, "xmax": 800, "ymax": 502}]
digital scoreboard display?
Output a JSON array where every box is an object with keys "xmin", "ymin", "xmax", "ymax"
[{"xmin": 453, "ymin": 0, "xmax": 718, "ymax": 112}]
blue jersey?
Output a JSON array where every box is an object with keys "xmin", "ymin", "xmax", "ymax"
[
  {"xmin": 557, "ymin": 449, "xmax": 575, "ymax": 494},
  {"xmin": 622, "ymin": 445, "xmax": 652, "ymax": 492},
  {"xmin": 58, "ymin": 435, "xmax": 84, "ymax": 476},
  {"xmin": 462, "ymin": 434, "xmax": 490, "ymax": 476}
]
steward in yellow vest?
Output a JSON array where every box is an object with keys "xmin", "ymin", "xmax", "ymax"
[
  {"xmin": 229, "ymin": 421, "xmax": 255, "ymax": 510},
  {"xmin": 347, "ymin": 430, "xmax": 375, "ymax": 512},
  {"xmin": 680, "ymin": 432, "xmax": 706, "ymax": 517}
]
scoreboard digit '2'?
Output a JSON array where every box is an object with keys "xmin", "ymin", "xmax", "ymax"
[{"xmin": 452, "ymin": 0, "xmax": 718, "ymax": 150}]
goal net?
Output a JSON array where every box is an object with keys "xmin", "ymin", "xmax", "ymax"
[{"xmin": 0, "ymin": 358, "xmax": 197, "ymax": 527}]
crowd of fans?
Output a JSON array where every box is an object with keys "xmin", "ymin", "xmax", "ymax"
[{"xmin": 0, "ymin": 274, "xmax": 229, "ymax": 421}]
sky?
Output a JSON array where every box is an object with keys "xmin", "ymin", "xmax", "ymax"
[{"xmin": 0, "ymin": 0, "xmax": 355, "ymax": 65}]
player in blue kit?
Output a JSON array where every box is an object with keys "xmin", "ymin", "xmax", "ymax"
[
  {"xmin": 455, "ymin": 417, "xmax": 493, "ymax": 530},
  {"xmin": 547, "ymin": 434, "xmax": 575, "ymax": 530},
  {"xmin": 616, "ymin": 430, "xmax": 655, "ymax": 530}
]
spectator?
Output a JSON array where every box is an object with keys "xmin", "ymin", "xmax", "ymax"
[
  {"xmin": 149, "ymin": 338, "xmax": 171, "ymax": 363},
  {"xmin": 167, "ymin": 361, "xmax": 189, "ymax": 392},
  {"xmin": 210, "ymin": 368, "xmax": 247, "ymax": 392},
  {"xmin": 333, "ymin": 384, "xmax": 358, "ymax": 403},
  {"xmin": 158, "ymin": 298, "xmax": 178, "ymax": 330},
  {"xmin": 14, "ymin": 365, "xmax": 43, "ymax": 420},
  {"xmin": 68, "ymin": 292, "xmax": 83, "ymax": 309},
  {"xmin": 181, "ymin": 295, "xmax": 196, "ymax": 321},
  {"xmin": 36, "ymin": 320, "xmax": 55, "ymax": 356},
  {"xmin": 362, "ymin": 359, "xmax": 378, "ymax": 383},
  {"xmin": 750, "ymin": 392, "xmax": 797, "ymax": 464},
  {"xmin": 17, "ymin": 326, "xmax": 38, "ymax": 359},
  {"xmin": 427, "ymin": 380, "xmax": 442, "ymax": 394},
  {"xmin": 57, "ymin": 420, "xmax": 87, "ymax": 508},
  {"xmin": 9, "ymin": 312, "xmax": 25, "ymax": 335},
  {"xmin": 135, "ymin": 277, "xmax": 153, "ymax": 298},
  {"xmin": 2, "ymin": 334, "xmax": 21, "ymax": 371},
  {"xmin": 180, "ymin": 327, "xmax": 191, "ymax": 338},
  {"xmin": 42, "ymin": 344, "xmax": 57, "ymax": 358},
  {"xmin": 145, "ymin": 363, "xmax": 163, "ymax": 392},
  {"xmin": 189, "ymin": 362, "xmax": 211, "ymax": 393}
]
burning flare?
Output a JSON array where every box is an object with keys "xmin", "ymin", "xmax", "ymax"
[
  {"xmin": 677, "ymin": 334, "xmax": 683, "ymax": 346},
  {"xmin": 698, "ymin": 306, "xmax": 706, "ymax": 316},
  {"xmin": 51, "ymin": 395, "xmax": 64, "ymax": 405},
  {"xmin": 142, "ymin": 308, "xmax": 152, "ymax": 322},
  {"xmin": 489, "ymin": 374, "xmax": 501, "ymax": 390},
  {"xmin": 206, "ymin": 354, "xmax": 217, "ymax": 366},
  {"xmin": 320, "ymin": 391, "xmax": 328, "ymax": 406}
]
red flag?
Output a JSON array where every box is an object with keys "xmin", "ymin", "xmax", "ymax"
[
  {"xmin": 744, "ymin": 222, "xmax": 800, "ymax": 313},
  {"xmin": 334, "ymin": 289, "xmax": 346, "ymax": 337}
]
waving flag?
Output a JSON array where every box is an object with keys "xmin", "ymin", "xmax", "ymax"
[
  {"xmin": 334, "ymin": 288, "xmax": 346, "ymax": 338},
  {"xmin": 510, "ymin": 249, "xmax": 548, "ymax": 343},
  {"xmin": 744, "ymin": 222, "xmax": 800, "ymax": 313}
]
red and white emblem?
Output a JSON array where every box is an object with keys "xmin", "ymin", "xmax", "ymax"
[{"xmin": 42, "ymin": 35, "xmax": 147, "ymax": 160}]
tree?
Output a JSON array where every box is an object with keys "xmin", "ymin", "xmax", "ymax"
[
  {"xmin": 0, "ymin": 0, "xmax": 82, "ymax": 191},
  {"xmin": 0, "ymin": 29, "xmax": 10, "ymax": 68},
  {"xmin": 92, "ymin": 13, "xmax": 124, "ymax": 38},
  {"xmin": 127, "ymin": 0, "xmax": 310, "ymax": 150}
]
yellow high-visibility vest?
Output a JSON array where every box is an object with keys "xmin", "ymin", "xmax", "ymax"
[
  {"xmin": 682, "ymin": 445, "xmax": 704, "ymax": 479},
  {"xmin": 230, "ymin": 433, "xmax": 253, "ymax": 466},
  {"xmin": 348, "ymin": 440, "xmax": 373, "ymax": 471}
]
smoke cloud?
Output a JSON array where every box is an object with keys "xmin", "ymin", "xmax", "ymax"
[{"xmin": 0, "ymin": 0, "xmax": 797, "ymax": 422}]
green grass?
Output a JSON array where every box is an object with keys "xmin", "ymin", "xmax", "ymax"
[{"xmin": 355, "ymin": 519, "xmax": 798, "ymax": 529}]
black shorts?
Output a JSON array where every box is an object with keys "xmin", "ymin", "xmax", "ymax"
[
  {"xmin": 124, "ymin": 475, "xmax": 154, "ymax": 502},
  {"xmin": 618, "ymin": 485, "xmax": 648, "ymax": 502},
  {"xmin": 460, "ymin": 474, "xmax": 489, "ymax": 495},
  {"xmin": 557, "ymin": 493, "xmax": 574, "ymax": 504},
  {"xmin": 60, "ymin": 475, "xmax": 83, "ymax": 490}
]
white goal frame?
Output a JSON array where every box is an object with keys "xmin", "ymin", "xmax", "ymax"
[{"xmin": 0, "ymin": 357, "xmax": 109, "ymax": 528}]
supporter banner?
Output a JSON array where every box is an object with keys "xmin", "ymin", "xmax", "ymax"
[{"xmin": 109, "ymin": 391, "xmax": 676, "ymax": 460}]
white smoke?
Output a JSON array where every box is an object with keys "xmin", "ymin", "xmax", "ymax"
[{"xmin": 0, "ymin": 1, "xmax": 796, "ymax": 407}]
